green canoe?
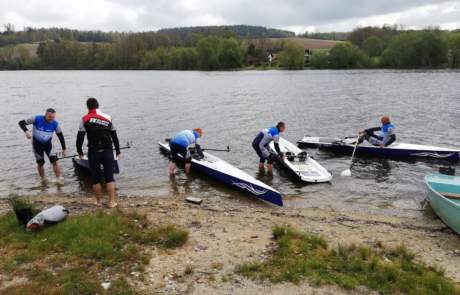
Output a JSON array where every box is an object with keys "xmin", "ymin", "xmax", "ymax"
[{"xmin": 425, "ymin": 174, "xmax": 460, "ymax": 234}]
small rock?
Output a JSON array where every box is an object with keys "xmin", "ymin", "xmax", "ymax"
[{"xmin": 101, "ymin": 282, "xmax": 111, "ymax": 290}]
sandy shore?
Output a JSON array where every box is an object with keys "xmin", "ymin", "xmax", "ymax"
[{"xmin": 1, "ymin": 193, "xmax": 459, "ymax": 294}]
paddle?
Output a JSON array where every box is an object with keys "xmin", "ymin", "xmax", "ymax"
[
  {"xmin": 57, "ymin": 141, "xmax": 132, "ymax": 160},
  {"xmin": 203, "ymin": 146, "xmax": 230, "ymax": 152},
  {"xmin": 340, "ymin": 135, "xmax": 360, "ymax": 177}
]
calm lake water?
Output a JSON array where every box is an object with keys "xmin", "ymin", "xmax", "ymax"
[{"xmin": 1, "ymin": 70, "xmax": 459, "ymax": 217}]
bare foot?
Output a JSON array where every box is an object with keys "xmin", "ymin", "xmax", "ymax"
[
  {"xmin": 94, "ymin": 200, "xmax": 103, "ymax": 207},
  {"xmin": 108, "ymin": 202, "xmax": 118, "ymax": 208}
]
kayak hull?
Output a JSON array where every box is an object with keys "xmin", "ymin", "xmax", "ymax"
[
  {"xmin": 72, "ymin": 157, "xmax": 120, "ymax": 174},
  {"xmin": 425, "ymin": 174, "xmax": 460, "ymax": 234},
  {"xmin": 270, "ymin": 137, "xmax": 332, "ymax": 183},
  {"xmin": 159, "ymin": 142, "xmax": 283, "ymax": 206},
  {"xmin": 298, "ymin": 136, "xmax": 460, "ymax": 162}
]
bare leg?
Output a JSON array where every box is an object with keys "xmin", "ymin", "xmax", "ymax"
[
  {"xmin": 267, "ymin": 164, "xmax": 273, "ymax": 174},
  {"xmin": 37, "ymin": 164, "xmax": 45, "ymax": 179},
  {"xmin": 185, "ymin": 163, "xmax": 192, "ymax": 174},
  {"xmin": 107, "ymin": 182, "xmax": 117, "ymax": 208},
  {"xmin": 52, "ymin": 161, "xmax": 61, "ymax": 178},
  {"xmin": 168, "ymin": 162, "xmax": 176, "ymax": 176},
  {"xmin": 92, "ymin": 183, "xmax": 103, "ymax": 207}
]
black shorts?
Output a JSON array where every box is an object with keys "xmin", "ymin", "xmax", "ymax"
[
  {"xmin": 169, "ymin": 142, "xmax": 191, "ymax": 163},
  {"xmin": 252, "ymin": 132, "xmax": 273, "ymax": 164},
  {"xmin": 87, "ymin": 148, "xmax": 115, "ymax": 184},
  {"xmin": 33, "ymin": 139, "xmax": 57, "ymax": 165}
]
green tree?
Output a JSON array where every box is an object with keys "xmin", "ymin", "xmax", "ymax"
[
  {"xmin": 309, "ymin": 51, "xmax": 329, "ymax": 69},
  {"xmin": 278, "ymin": 41, "xmax": 304, "ymax": 70},
  {"xmin": 447, "ymin": 33, "xmax": 460, "ymax": 68},
  {"xmin": 218, "ymin": 38, "xmax": 246, "ymax": 69},
  {"xmin": 328, "ymin": 42, "xmax": 370, "ymax": 69},
  {"xmin": 381, "ymin": 31, "xmax": 447, "ymax": 68},
  {"xmin": 196, "ymin": 36, "xmax": 220, "ymax": 70},
  {"xmin": 363, "ymin": 36, "xmax": 384, "ymax": 57}
]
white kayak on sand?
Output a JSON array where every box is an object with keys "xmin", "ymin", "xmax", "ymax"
[
  {"xmin": 269, "ymin": 137, "xmax": 332, "ymax": 183},
  {"xmin": 159, "ymin": 142, "xmax": 283, "ymax": 206}
]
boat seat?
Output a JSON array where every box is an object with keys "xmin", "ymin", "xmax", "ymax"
[{"xmin": 440, "ymin": 192, "xmax": 460, "ymax": 200}]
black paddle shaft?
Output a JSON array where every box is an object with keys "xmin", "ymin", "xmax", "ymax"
[{"xmin": 57, "ymin": 142, "xmax": 132, "ymax": 160}]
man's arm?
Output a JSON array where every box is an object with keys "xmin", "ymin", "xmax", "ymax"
[
  {"xmin": 18, "ymin": 117, "xmax": 35, "ymax": 139},
  {"xmin": 55, "ymin": 125, "xmax": 66, "ymax": 150},
  {"xmin": 110, "ymin": 122, "xmax": 120, "ymax": 155},
  {"xmin": 76, "ymin": 119, "xmax": 86, "ymax": 156},
  {"xmin": 18, "ymin": 116, "xmax": 35, "ymax": 131},
  {"xmin": 273, "ymin": 136, "xmax": 283, "ymax": 156}
]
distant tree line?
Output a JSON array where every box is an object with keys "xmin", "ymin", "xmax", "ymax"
[
  {"xmin": 310, "ymin": 26, "xmax": 460, "ymax": 69},
  {"xmin": 2, "ymin": 24, "xmax": 460, "ymax": 70}
]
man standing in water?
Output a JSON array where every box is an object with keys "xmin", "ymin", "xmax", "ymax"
[
  {"xmin": 76, "ymin": 98, "xmax": 121, "ymax": 208},
  {"xmin": 168, "ymin": 128, "xmax": 204, "ymax": 176},
  {"xmin": 252, "ymin": 122, "xmax": 286, "ymax": 173},
  {"xmin": 18, "ymin": 108, "xmax": 67, "ymax": 184}
]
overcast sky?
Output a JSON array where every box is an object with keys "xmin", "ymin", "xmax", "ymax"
[{"xmin": 1, "ymin": 0, "xmax": 460, "ymax": 33}]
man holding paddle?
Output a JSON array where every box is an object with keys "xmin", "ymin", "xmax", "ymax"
[
  {"xmin": 252, "ymin": 122, "xmax": 286, "ymax": 173},
  {"xmin": 18, "ymin": 108, "xmax": 67, "ymax": 184},
  {"xmin": 76, "ymin": 98, "xmax": 121, "ymax": 208}
]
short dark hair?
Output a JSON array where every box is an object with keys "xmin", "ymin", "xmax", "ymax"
[
  {"xmin": 86, "ymin": 97, "xmax": 99, "ymax": 109},
  {"xmin": 46, "ymin": 108, "xmax": 56, "ymax": 113},
  {"xmin": 276, "ymin": 121, "xmax": 285, "ymax": 129}
]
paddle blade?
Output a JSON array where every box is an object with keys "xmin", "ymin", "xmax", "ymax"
[{"xmin": 340, "ymin": 169, "xmax": 352, "ymax": 177}]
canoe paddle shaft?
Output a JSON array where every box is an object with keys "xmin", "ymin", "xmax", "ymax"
[{"xmin": 57, "ymin": 141, "xmax": 132, "ymax": 160}]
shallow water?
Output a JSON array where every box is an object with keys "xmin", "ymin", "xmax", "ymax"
[{"xmin": 1, "ymin": 70, "xmax": 459, "ymax": 217}]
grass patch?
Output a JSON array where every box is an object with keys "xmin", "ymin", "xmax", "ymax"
[
  {"xmin": 0, "ymin": 209, "xmax": 189, "ymax": 294},
  {"xmin": 238, "ymin": 225, "xmax": 460, "ymax": 295}
]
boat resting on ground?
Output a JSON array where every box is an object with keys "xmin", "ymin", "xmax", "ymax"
[
  {"xmin": 425, "ymin": 173, "xmax": 460, "ymax": 234},
  {"xmin": 298, "ymin": 136, "xmax": 460, "ymax": 162},
  {"xmin": 269, "ymin": 137, "xmax": 332, "ymax": 183},
  {"xmin": 159, "ymin": 141, "xmax": 283, "ymax": 206}
]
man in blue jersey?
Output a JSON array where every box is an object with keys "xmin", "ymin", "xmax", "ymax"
[
  {"xmin": 18, "ymin": 108, "xmax": 67, "ymax": 183},
  {"xmin": 359, "ymin": 116, "xmax": 396, "ymax": 147},
  {"xmin": 168, "ymin": 128, "xmax": 204, "ymax": 176},
  {"xmin": 252, "ymin": 122, "xmax": 286, "ymax": 172}
]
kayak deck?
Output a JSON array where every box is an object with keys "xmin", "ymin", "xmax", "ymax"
[
  {"xmin": 159, "ymin": 142, "xmax": 283, "ymax": 206},
  {"xmin": 270, "ymin": 137, "xmax": 332, "ymax": 183},
  {"xmin": 299, "ymin": 136, "xmax": 460, "ymax": 162}
]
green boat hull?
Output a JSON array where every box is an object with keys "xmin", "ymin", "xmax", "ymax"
[{"xmin": 425, "ymin": 174, "xmax": 460, "ymax": 235}]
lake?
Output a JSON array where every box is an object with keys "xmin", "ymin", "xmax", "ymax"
[{"xmin": 1, "ymin": 70, "xmax": 459, "ymax": 217}]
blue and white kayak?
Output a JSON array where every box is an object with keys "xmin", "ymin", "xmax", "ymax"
[
  {"xmin": 159, "ymin": 142, "xmax": 283, "ymax": 206},
  {"xmin": 298, "ymin": 136, "xmax": 460, "ymax": 162},
  {"xmin": 269, "ymin": 137, "xmax": 332, "ymax": 183},
  {"xmin": 72, "ymin": 156, "xmax": 120, "ymax": 174}
]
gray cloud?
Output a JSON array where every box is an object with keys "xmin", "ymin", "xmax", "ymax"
[{"xmin": 0, "ymin": 0, "xmax": 459, "ymax": 33}]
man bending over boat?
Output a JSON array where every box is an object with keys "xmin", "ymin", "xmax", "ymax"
[
  {"xmin": 359, "ymin": 116, "xmax": 396, "ymax": 148},
  {"xmin": 18, "ymin": 108, "xmax": 67, "ymax": 184},
  {"xmin": 168, "ymin": 128, "xmax": 204, "ymax": 176},
  {"xmin": 76, "ymin": 98, "xmax": 121, "ymax": 208},
  {"xmin": 252, "ymin": 122, "xmax": 286, "ymax": 173}
]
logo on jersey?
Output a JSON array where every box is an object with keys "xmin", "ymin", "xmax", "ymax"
[{"xmin": 89, "ymin": 117, "xmax": 110, "ymax": 127}]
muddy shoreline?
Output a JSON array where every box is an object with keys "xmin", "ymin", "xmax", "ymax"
[{"xmin": 1, "ymin": 193, "xmax": 459, "ymax": 294}]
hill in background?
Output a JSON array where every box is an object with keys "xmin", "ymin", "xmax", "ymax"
[{"xmin": 158, "ymin": 25, "xmax": 295, "ymax": 39}]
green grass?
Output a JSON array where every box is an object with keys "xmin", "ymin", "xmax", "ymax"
[
  {"xmin": 0, "ymin": 209, "xmax": 189, "ymax": 294},
  {"xmin": 238, "ymin": 225, "xmax": 460, "ymax": 295}
]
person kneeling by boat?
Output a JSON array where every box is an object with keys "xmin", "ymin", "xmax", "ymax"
[
  {"xmin": 252, "ymin": 122, "xmax": 286, "ymax": 172},
  {"xmin": 168, "ymin": 128, "xmax": 204, "ymax": 176},
  {"xmin": 18, "ymin": 108, "xmax": 67, "ymax": 184},
  {"xmin": 359, "ymin": 116, "xmax": 396, "ymax": 148}
]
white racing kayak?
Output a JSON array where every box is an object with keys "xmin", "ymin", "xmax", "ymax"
[
  {"xmin": 269, "ymin": 137, "xmax": 332, "ymax": 183},
  {"xmin": 159, "ymin": 142, "xmax": 283, "ymax": 206}
]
